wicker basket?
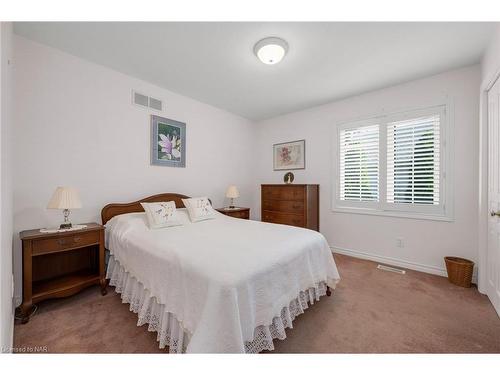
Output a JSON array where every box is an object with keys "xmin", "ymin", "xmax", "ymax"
[{"xmin": 444, "ymin": 257, "xmax": 474, "ymax": 288}]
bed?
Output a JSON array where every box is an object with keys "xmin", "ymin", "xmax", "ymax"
[{"xmin": 102, "ymin": 193, "xmax": 340, "ymax": 353}]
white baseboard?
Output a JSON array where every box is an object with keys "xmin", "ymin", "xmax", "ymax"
[{"xmin": 331, "ymin": 245, "xmax": 478, "ymax": 283}]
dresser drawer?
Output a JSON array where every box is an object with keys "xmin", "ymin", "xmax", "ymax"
[
  {"xmin": 262, "ymin": 186, "xmax": 305, "ymax": 201},
  {"xmin": 32, "ymin": 231, "xmax": 101, "ymax": 256},
  {"xmin": 262, "ymin": 199, "xmax": 304, "ymax": 214},
  {"xmin": 262, "ymin": 210, "xmax": 305, "ymax": 227}
]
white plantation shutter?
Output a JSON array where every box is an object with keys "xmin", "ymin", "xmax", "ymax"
[
  {"xmin": 335, "ymin": 105, "xmax": 450, "ymax": 220},
  {"xmin": 339, "ymin": 124, "xmax": 379, "ymax": 202},
  {"xmin": 387, "ymin": 114, "xmax": 440, "ymax": 205}
]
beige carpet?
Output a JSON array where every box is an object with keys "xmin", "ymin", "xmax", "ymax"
[{"xmin": 14, "ymin": 254, "xmax": 500, "ymax": 353}]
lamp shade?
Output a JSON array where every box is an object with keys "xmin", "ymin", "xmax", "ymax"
[
  {"xmin": 225, "ymin": 185, "xmax": 240, "ymax": 199},
  {"xmin": 47, "ymin": 187, "xmax": 82, "ymax": 209}
]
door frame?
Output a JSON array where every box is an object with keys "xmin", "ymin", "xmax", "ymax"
[{"xmin": 478, "ymin": 67, "xmax": 500, "ymax": 297}]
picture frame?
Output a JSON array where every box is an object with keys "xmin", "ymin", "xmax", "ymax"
[
  {"xmin": 273, "ymin": 139, "xmax": 305, "ymax": 170},
  {"xmin": 151, "ymin": 115, "xmax": 186, "ymax": 168}
]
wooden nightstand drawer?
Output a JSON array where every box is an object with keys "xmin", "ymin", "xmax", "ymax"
[
  {"xmin": 215, "ymin": 207, "xmax": 250, "ymax": 219},
  {"xmin": 228, "ymin": 210, "xmax": 249, "ymax": 219},
  {"xmin": 32, "ymin": 231, "xmax": 100, "ymax": 256}
]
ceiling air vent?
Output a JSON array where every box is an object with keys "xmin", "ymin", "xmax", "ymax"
[
  {"xmin": 132, "ymin": 90, "xmax": 163, "ymax": 111},
  {"xmin": 149, "ymin": 97, "xmax": 162, "ymax": 111}
]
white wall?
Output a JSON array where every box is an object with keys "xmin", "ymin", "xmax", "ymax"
[
  {"xmin": 0, "ymin": 22, "xmax": 14, "ymax": 352},
  {"xmin": 12, "ymin": 36, "xmax": 257, "ymax": 303},
  {"xmin": 478, "ymin": 25, "xmax": 500, "ymax": 293},
  {"xmin": 255, "ymin": 66, "xmax": 481, "ymax": 276}
]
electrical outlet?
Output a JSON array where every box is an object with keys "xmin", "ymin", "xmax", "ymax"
[{"xmin": 396, "ymin": 237, "xmax": 404, "ymax": 248}]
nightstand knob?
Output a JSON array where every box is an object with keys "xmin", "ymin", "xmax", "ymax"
[
  {"xmin": 73, "ymin": 236, "xmax": 81, "ymax": 242},
  {"xmin": 57, "ymin": 239, "xmax": 67, "ymax": 246}
]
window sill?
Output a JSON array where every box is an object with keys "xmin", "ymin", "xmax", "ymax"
[{"xmin": 331, "ymin": 206, "xmax": 454, "ymax": 222}]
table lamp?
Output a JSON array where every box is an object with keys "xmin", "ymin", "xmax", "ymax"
[
  {"xmin": 225, "ymin": 185, "xmax": 240, "ymax": 209},
  {"xmin": 47, "ymin": 187, "xmax": 82, "ymax": 229}
]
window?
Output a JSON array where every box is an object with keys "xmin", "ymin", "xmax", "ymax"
[
  {"xmin": 334, "ymin": 105, "xmax": 451, "ymax": 220},
  {"xmin": 339, "ymin": 124, "xmax": 379, "ymax": 203},
  {"xmin": 387, "ymin": 115, "xmax": 440, "ymax": 206}
]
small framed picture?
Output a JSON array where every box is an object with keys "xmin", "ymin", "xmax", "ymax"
[
  {"xmin": 151, "ymin": 115, "xmax": 186, "ymax": 168},
  {"xmin": 273, "ymin": 140, "xmax": 305, "ymax": 170}
]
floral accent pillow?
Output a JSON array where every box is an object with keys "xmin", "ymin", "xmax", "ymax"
[
  {"xmin": 140, "ymin": 201, "xmax": 183, "ymax": 229},
  {"xmin": 182, "ymin": 197, "xmax": 216, "ymax": 222}
]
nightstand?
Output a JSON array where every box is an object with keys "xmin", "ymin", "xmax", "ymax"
[
  {"xmin": 216, "ymin": 207, "xmax": 250, "ymax": 220},
  {"xmin": 18, "ymin": 222, "xmax": 106, "ymax": 323}
]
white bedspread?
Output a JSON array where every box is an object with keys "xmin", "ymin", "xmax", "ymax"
[{"xmin": 105, "ymin": 210, "xmax": 340, "ymax": 353}]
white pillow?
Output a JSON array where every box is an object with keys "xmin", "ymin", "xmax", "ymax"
[
  {"xmin": 140, "ymin": 201, "xmax": 183, "ymax": 229},
  {"xmin": 182, "ymin": 197, "xmax": 216, "ymax": 222}
]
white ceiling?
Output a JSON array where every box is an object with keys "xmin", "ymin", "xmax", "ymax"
[{"xmin": 14, "ymin": 22, "xmax": 496, "ymax": 121}]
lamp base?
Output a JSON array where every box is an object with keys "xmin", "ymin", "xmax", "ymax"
[
  {"xmin": 228, "ymin": 197, "xmax": 237, "ymax": 209},
  {"xmin": 60, "ymin": 208, "xmax": 72, "ymax": 229}
]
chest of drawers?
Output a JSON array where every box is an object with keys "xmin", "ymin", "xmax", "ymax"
[{"xmin": 261, "ymin": 184, "xmax": 319, "ymax": 231}]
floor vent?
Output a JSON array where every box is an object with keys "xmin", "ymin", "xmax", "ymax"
[{"xmin": 377, "ymin": 264, "xmax": 406, "ymax": 274}]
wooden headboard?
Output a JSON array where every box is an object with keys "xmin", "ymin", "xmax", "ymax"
[{"xmin": 101, "ymin": 193, "xmax": 192, "ymax": 224}]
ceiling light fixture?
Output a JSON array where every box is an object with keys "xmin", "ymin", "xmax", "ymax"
[{"xmin": 254, "ymin": 37, "xmax": 289, "ymax": 65}]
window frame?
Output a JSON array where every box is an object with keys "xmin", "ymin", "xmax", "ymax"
[{"xmin": 332, "ymin": 103, "xmax": 454, "ymax": 222}]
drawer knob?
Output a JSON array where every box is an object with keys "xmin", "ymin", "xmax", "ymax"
[
  {"xmin": 57, "ymin": 239, "xmax": 67, "ymax": 246},
  {"xmin": 73, "ymin": 237, "xmax": 81, "ymax": 242}
]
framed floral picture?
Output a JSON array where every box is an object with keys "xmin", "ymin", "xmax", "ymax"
[
  {"xmin": 151, "ymin": 115, "xmax": 186, "ymax": 167},
  {"xmin": 273, "ymin": 139, "xmax": 305, "ymax": 170}
]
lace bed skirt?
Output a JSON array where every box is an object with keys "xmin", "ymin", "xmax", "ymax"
[{"xmin": 107, "ymin": 255, "xmax": 328, "ymax": 353}]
